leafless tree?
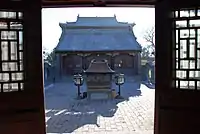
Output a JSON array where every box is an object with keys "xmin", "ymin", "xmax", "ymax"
[
  {"xmin": 143, "ymin": 26, "xmax": 155, "ymax": 46},
  {"xmin": 43, "ymin": 46, "xmax": 48, "ymax": 60},
  {"xmin": 142, "ymin": 26, "xmax": 155, "ymax": 57},
  {"xmin": 43, "ymin": 48, "xmax": 56, "ymax": 66}
]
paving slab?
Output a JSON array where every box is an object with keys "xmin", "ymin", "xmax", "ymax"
[{"xmin": 45, "ymin": 76, "xmax": 155, "ymax": 134}]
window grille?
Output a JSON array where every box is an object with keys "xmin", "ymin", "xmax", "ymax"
[
  {"xmin": 0, "ymin": 10, "xmax": 24, "ymax": 92},
  {"xmin": 172, "ymin": 8, "xmax": 200, "ymax": 90}
]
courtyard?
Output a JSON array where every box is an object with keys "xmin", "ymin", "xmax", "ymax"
[{"xmin": 44, "ymin": 76, "xmax": 155, "ymax": 134}]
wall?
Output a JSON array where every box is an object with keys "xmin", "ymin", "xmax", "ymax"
[{"xmin": 56, "ymin": 52, "xmax": 139, "ymax": 76}]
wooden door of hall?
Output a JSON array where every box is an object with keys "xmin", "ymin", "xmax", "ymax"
[
  {"xmin": 155, "ymin": 0, "xmax": 200, "ymax": 134},
  {"xmin": 0, "ymin": 1, "xmax": 46, "ymax": 134}
]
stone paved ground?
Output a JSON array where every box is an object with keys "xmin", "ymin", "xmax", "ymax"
[{"xmin": 45, "ymin": 76, "xmax": 155, "ymax": 134}]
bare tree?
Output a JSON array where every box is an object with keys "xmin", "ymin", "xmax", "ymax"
[
  {"xmin": 142, "ymin": 26, "xmax": 155, "ymax": 57},
  {"xmin": 143, "ymin": 26, "xmax": 155, "ymax": 46},
  {"xmin": 44, "ymin": 48, "xmax": 56, "ymax": 66},
  {"xmin": 43, "ymin": 46, "xmax": 47, "ymax": 59}
]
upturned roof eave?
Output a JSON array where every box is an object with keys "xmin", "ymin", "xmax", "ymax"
[
  {"xmin": 59, "ymin": 23, "xmax": 135, "ymax": 29},
  {"xmin": 59, "ymin": 25, "xmax": 132, "ymax": 29},
  {"xmin": 54, "ymin": 49, "xmax": 141, "ymax": 54}
]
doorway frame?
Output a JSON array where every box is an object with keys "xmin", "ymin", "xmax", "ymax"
[{"xmin": 2, "ymin": 0, "xmax": 200, "ymax": 134}]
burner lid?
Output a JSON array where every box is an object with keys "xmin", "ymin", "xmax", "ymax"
[{"xmin": 84, "ymin": 59, "xmax": 115, "ymax": 74}]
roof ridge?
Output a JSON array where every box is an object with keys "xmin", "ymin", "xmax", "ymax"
[
  {"xmin": 77, "ymin": 14, "xmax": 117, "ymax": 18},
  {"xmin": 59, "ymin": 16, "xmax": 135, "ymax": 28}
]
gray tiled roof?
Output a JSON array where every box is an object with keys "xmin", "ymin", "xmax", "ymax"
[
  {"xmin": 55, "ymin": 17, "xmax": 141, "ymax": 52},
  {"xmin": 60, "ymin": 16, "xmax": 135, "ymax": 27}
]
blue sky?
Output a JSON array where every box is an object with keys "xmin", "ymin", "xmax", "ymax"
[{"xmin": 42, "ymin": 7, "xmax": 155, "ymax": 52}]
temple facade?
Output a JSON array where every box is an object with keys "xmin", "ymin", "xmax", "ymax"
[{"xmin": 54, "ymin": 16, "xmax": 142, "ymax": 76}]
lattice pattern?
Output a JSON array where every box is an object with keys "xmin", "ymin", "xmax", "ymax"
[
  {"xmin": 172, "ymin": 8, "xmax": 200, "ymax": 90},
  {"xmin": 0, "ymin": 11, "xmax": 24, "ymax": 92}
]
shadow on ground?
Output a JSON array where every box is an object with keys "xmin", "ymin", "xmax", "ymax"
[
  {"xmin": 142, "ymin": 81, "xmax": 155, "ymax": 89},
  {"xmin": 45, "ymin": 77, "xmax": 143, "ymax": 133}
]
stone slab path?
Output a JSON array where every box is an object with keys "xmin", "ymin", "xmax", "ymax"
[{"xmin": 45, "ymin": 77, "xmax": 155, "ymax": 134}]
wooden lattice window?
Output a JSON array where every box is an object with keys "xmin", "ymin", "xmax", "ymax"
[
  {"xmin": 172, "ymin": 8, "xmax": 200, "ymax": 90},
  {"xmin": 0, "ymin": 10, "xmax": 24, "ymax": 92}
]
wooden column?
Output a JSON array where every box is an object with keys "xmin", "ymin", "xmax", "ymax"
[
  {"xmin": 132, "ymin": 55, "xmax": 135, "ymax": 69},
  {"xmin": 111, "ymin": 55, "xmax": 114, "ymax": 70},
  {"xmin": 81, "ymin": 54, "xmax": 86, "ymax": 70},
  {"xmin": 137, "ymin": 53, "xmax": 141, "ymax": 75},
  {"xmin": 62, "ymin": 56, "xmax": 65, "ymax": 75},
  {"xmin": 84, "ymin": 54, "xmax": 87, "ymax": 70},
  {"xmin": 133, "ymin": 54, "xmax": 137, "ymax": 74},
  {"xmin": 81, "ymin": 55, "xmax": 84, "ymax": 70},
  {"xmin": 60, "ymin": 54, "xmax": 63, "ymax": 77}
]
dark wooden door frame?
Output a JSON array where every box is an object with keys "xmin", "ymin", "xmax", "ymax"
[
  {"xmin": 0, "ymin": 1, "xmax": 156, "ymax": 134},
  {"xmin": 2, "ymin": 0, "xmax": 200, "ymax": 134},
  {"xmin": 155, "ymin": 0, "xmax": 200, "ymax": 134},
  {"xmin": 0, "ymin": 1, "xmax": 46, "ymax": 134}
]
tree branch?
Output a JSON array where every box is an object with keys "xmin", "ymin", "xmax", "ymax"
[
  {"xmin": 143, "ymin": 26, "xmax": 155, "ymax": 46},
  {"xmin": 142, "ymin": 26, "xmax": 155, "ymax": 57}
]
